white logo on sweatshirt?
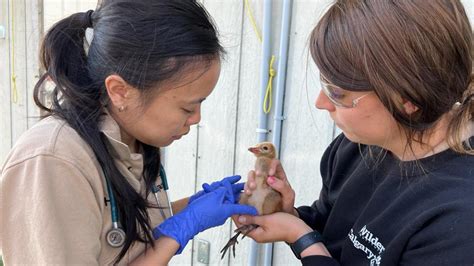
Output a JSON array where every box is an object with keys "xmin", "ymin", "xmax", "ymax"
[{"xmin": 348, "ymin": 225, "xmax": 386, "ymax": 266}]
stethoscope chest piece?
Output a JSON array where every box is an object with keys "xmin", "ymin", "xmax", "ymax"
[{"xmin": 107, "ymin": 227, "xmax": 126, "ymax": 248}]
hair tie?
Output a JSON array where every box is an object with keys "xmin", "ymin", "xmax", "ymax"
[
  {"xmin": 83, "ymin": 10, "xmax": 94, "ymax": 56},
  {"xmin": 84, "ymin": 10, "xmax": 94, "ymax": 28}
]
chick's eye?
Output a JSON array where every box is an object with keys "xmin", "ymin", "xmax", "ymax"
[{"xmin": 263, "ymin": 146, "xmax": 268, "ymax": 151}]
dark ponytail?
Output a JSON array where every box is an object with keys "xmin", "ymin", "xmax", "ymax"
[{"xmin": 34, "ymin": 0, "xmax": 223, "ymax": 262}]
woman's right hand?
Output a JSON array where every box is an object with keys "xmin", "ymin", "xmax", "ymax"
[
  {"xmin": 235, "ymin": 212, "xmax": 332, "ymax": 258},
  {"xmin": 188, "ymin": 175, "xmax": 244, "ymax": 205},
  {"xmin": 153, "ymin": 186, "xmax": 257, "ymax": 254},
  {"xmin": 244, "ymin": 159, "xmax": 297, "ymax": 215}
]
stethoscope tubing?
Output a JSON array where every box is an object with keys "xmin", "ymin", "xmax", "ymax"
[
  {"xmin": 105, "ymin": 175, "xmax": 120, "ymax": 228},
  {"xmin": 158, "ymin": 165, "xmax": 173, "ymax": 216},
  {"xmin": 106, "ymin": 165, "xmax": 172, "ymax": 248}
]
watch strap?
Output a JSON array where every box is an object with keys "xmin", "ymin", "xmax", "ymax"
[{"xmin": 289, "ymin": 230, "xmax": 324, "ymax": 259}]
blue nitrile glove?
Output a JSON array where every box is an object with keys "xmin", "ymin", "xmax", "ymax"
[
  {"xmin": 188, "ymin": 175, "xmax": 244, "ymax": 205},
  {"xmin": 153, "ymin": 186, "xmax": 257, "ymax": 254}
]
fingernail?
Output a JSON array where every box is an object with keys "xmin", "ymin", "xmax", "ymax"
[
  {"xmin": 267, "ymin": 176, "xmax": 275, "ymax": 184},
  {"xmin": 238, "ymin": 216, "xmax": 246, "ymax": 223}
]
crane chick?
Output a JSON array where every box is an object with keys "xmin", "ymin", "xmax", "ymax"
[{"xmin": 220, "ymin": 142, "xmax": 282, "ymax": 259}]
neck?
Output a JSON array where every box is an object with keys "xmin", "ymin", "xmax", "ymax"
[
  {"xmin": 108, "ymin": 107, "xmax": 140, "ymax": 154},
  {"xmin": 384, "ymin": 115, "xmax": 451, "ymax": 161},
  {"xmin": 120, "ymin": 129, "xmax": 139, "ymax": 153}
]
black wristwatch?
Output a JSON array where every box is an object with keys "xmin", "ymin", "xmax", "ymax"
[{"xmin": 288, "ymin": 230, "xmax": 324, "ymax": 259}]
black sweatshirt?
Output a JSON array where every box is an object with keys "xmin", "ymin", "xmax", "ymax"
[{"xmin": 297, "ymin": 134, "xmax": 474, "ymax": 266}]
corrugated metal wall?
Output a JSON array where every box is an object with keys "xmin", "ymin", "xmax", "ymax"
[{"xmin": 2, "ymin": 0, "xmax": 474, "ymax": 265}]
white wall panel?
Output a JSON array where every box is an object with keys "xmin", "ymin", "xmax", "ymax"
[
  {"xmin": 25, "ymin": 0, "xmax": 42, "ymax": 127},
  {"xmin": 9, "ymin": 0, "xmax": 28, "ymax": 150},
  {"xmin": 0, "ymin": 0, "xmax": 42, "ymax": 165},
  {"xmin": 166, "ymin": 128, "xmax": 198, "ymax": 265},
  {"xmin": 0, "ymin": 0, "xmax": 12, "ymax": 165},
  {"xmin": 230, "ymin": 0, "xmax": 269, "ymax": 264},
  {"xmin": 273, "ymin": 1, "xmax": 335, "ymax": 264},
  {"xmin": 194, "ymin": 0, "xmax": 245, "ymax": 264}
]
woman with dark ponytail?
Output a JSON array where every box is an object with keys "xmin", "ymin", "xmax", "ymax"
[{"xmin": 0, "ymin": 0, "xmax": 257, "ymax": 264}]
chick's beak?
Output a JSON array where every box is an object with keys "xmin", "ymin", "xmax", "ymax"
[{"xmin": 248, "ymin": 147, "xmax": 260, "ymax": 154}]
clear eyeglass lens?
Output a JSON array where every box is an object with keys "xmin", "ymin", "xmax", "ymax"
[{"xmin": 321, "ymin": 82, "xmax": 353, "ymax": 108}]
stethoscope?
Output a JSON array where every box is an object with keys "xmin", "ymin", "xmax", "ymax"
[{"xmin": 105, "ymin": 164, "xmax": 173, "ymax": 248}]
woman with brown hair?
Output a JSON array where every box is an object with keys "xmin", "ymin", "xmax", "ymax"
[
  {"xmin": 239, "ymin": 0, "xmax": 474, "ymax": 265},
  {"xmin": 0, "ymin": 0, "xmax": 257, "ymax": 264}
]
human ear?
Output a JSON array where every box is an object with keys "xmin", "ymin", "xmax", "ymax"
[
  {"xmin": 104, "ymin": 74, "xmax": 133, "ymax": 110},
  {"xmin": 402, "ymin": 100, "xmax": 419, "ymax": 115}
]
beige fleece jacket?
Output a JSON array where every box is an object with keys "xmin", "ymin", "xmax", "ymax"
[{"xmin": 0, "ymin": 114, "xmax": 171, "ymax": 265}]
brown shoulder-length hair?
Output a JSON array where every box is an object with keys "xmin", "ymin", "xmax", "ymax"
[{"xmin": 311, "ymin": 0, "xmax": 474, "ymax": 155}]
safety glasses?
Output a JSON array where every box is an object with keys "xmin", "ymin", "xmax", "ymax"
[{"xmin": 320, "ymin": 76, "xmax": 372, "ymax": 109}]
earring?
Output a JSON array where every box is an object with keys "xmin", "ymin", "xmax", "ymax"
[{"xmin": 118, "ymin": 106, "xmax": 126, "ymax": 112}]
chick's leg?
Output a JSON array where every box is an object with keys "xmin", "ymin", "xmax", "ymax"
[
  {"xmin": 220, "ymin": 224, "xmax": 258, "ymax": 259},
  {"xmin": 220, "ymin": 231, "xmax": 242, "ymax": 259}
]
